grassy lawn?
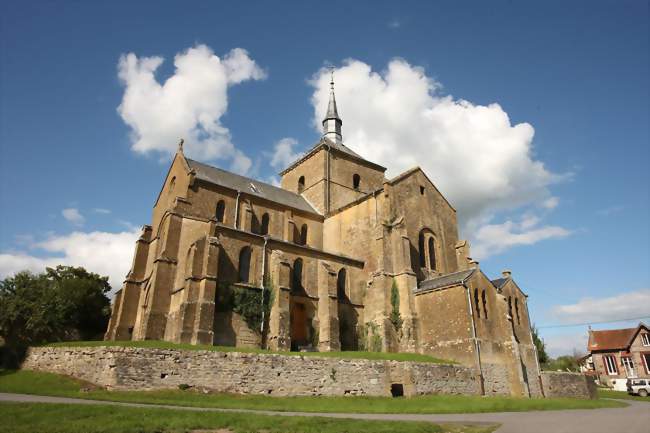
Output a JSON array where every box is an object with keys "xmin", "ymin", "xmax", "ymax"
[
  {"xmin": 598, "ymin": 388, "xmax": 650, "ymax": 402},
  {"xmin": 43, "ymin": 340, "xmax": 451, "ymax": 364},
  {"xmin": 0, "ymin": 403, "xmax": 496, "ymax": 433},
  {"xmin": 0, "ymin": 369, "xmax": 625, "ymax": 414}
]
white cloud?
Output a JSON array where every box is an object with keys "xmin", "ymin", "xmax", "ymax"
[
  {"xmin": 268, "ymin": 137, "xmax": 303, "ymax": 170},
  {"xmin": 542, "ymin": 331, "xmax": 589, "ymax": 358},
  {"xmin": 472, "ymin": 216, "xmax": 571, "ymax": 259},
  {"xmin": 0, "ymin": 229, "xmax": 140, "ymax": 291},
  {"xmin": 93, "ymin": 208, "xmax": 111, "ymax": 214},
  {"xmin": 552, "ymin": 289, "xmax": 650, "ymax": 324},
  {"xmin": 62, "ymin": 208, "xmax": 85, "ymax": 226},
  {"xmin": 310, "ymin": 60, "xmax": 568, "ymax": 257},
  {"xmin": 117, "ymin": 44, "xmax": 266, "ymax": 174},
  {"xmin": 596, "ymin": 205, "xmax": 624, "ymax": 216}
]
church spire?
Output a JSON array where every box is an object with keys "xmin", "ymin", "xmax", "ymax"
[{"xmin": 322, "ymin": 69, "xmax": 343, "ymax": 143}]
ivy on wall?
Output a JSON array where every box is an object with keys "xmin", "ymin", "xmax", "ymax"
[
  {"xmin": 390, "ymin": 279, "xmax": 403, "ymax": 332},
  {"xmin": 358, "ymin": 322, "xmax": 382, "ymax": 352},
  {"xmin": 216, "ymin": 280, "xmax": 273, "ymax": 335}
]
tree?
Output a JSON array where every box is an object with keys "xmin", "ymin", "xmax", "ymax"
[
  {"xmin": 0, "ymin": 266, "xmax": 111, "ymax": 366},
  {"xmin": 531, "ymin": 324, "xmax": 549, "ymax": 364}
]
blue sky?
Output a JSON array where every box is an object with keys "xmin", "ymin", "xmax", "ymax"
[{"xmin": 1, "ymin": 0, "xmax": 648, "ymax": 356}]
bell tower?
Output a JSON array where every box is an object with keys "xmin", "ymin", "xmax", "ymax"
[{"xmin": 322, "ymin": 71, "xmax": 343, "ymax": 143}]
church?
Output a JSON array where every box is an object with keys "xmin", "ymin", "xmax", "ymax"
[{"xmin": 105, "ymin": 77, "xmax": 543, "ymax": 397}]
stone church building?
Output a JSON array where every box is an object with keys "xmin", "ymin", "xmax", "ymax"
[{"xmin": 106, "ymin": 79, "xmax": 542, "ymax": 397}]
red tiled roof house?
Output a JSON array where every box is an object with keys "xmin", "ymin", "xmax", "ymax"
[{"xmin": 587, "ymin": 323, "xmax": 650, "ymax": 391}]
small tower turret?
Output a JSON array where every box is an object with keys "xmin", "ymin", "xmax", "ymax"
[{"xmin": 322, "ymin": 71, "xmax": 343, "ymax": 143}]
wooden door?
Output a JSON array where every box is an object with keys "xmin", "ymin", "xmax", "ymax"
[{"xmin": 291, "ymin": 302, "xmax": 307, "ymax": 345}]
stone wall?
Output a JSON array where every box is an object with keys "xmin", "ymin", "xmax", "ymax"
[
  {"xmin": 540, "ymin": 371, "xmax": 597, "ymax": 399},
  {"xmin": 23, "ymin": 346, "xmax": 480, "ymax": 397}
]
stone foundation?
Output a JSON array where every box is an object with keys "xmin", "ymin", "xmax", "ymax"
[
  {"xmin": 23, "ymin": 346, "xmax": 479, "ymax": 397},
  {"xmin": 540, "ymin": 371, "xmax": 597, "ymax": 399}
]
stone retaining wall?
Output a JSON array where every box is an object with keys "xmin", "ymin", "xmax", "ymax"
[
  {"xmin": 23, "ymin": 346, "xmax": 480, "ymax": 397},
  {"xmin": 540, "ymin": 371, "xmax": 597, "ymax": 399}
]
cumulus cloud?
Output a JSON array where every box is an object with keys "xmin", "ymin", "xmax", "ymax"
[
  {"xmin": 310, "ymin": 60, "xmax": 568, "ymax": 257},
  {"xmin": 552, "ymin": 289, "xmax": 650, "ymax": 324},
  {"xmin": 62, "ymin": 208, "xmax": 85, "ymax": 226},
  {"xmin": 268, "ymin": 137, "xmax": 304, "ymax": 170},
  {"xmin": 117, "ymin": 44, "xmax": 266, "ymax": 174},
  {"xmin": 0, "ymin": 229, "xmax": 140, "ymax": 291},
  {"xmin": 471, "ymin": 216, "xmax": 570, "ymax": 259}
]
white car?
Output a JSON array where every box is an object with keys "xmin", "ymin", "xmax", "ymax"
[{"xmin": 626, "ymin": 379, "xmax": 650, "ymax": 397}]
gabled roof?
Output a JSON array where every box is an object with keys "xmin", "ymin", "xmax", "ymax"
[
  {"xmin": 387, "ymin": 166, "xmax": 456, "ymax": 212},
  {"xmin": 491, "ymin": 278, "xmax": 508, "ymax": 289},
  {"xmin": 587, "ymin": 323, "xmax": 649, "ymax": 352},
  {"xmin": 279, "ymin": 138, "xmax": 386, "ymax": 175},
  {"xmin": 413, "ymin": 269, "xmax": 476, "ymax": 294},
  {"xmin": 186, "ymin": 158, "xmax": 320, "ymax": 216}
]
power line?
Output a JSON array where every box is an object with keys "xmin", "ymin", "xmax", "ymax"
[{"xmin": 536, "ymin": 315, "xmax": 650, "ymax": 329}]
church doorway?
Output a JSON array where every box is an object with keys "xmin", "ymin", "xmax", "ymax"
[{"xmin": 290, "ymin": 301, "xmax": 308, "ymax": 351}]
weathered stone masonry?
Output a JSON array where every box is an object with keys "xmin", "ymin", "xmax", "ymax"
[
  {"xmin": 23, "ymin": 347, "xmax": 479, "ymax": 397},
  {"xmin": 23, "ymin": 346, "xmax": 595, "ymax": 399}
]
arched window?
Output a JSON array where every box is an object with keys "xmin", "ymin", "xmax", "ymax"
[
  {"xmin": 337, "ymin": 268, "xmax": 347, "ymax": 300},
  {"xmin": 482, "ymin": 290, "xmax": 488, "ymax": 320},
  {"xmin": 292, "ymin": 258, "xmax": 303, "ymax": 292},
  {"xmin": 474, "ymin": 288, "xmax": 481, "ymax": 318},
  {"xmin": 215, "ymin": 200, "xmax": 226, "ymax": 223},
  {"xmin": 298, "ymin": 176, "xmax": 305, "ymax": 193},
  {"xmin": 260, "ymin": 213, "xmax": 270, "ymax": 235},
  {"xmin": 418, "ymin": 231, "xmax": 426, "ymax": 268},
  {"xmin": 238, "ymin": 246, "xmax": 251, "ymax": 283},
  {"xmin": 428, "ymin": 237, "xmax": 436, "ymax": 270},
  {"xmin": 420, "ymin": 185, "xmax": 425, "ymax": 195},
  {"xmin": 169, "ymin": 176, "xmax": 176, "ymax": 191},
  {"xmin": 353, "ymin": 174, "xmax": 361, "ymax": 191},
  {"xmin": 515, "ymin": 298, "xmax": 520, "ymax": 324},
  {"xmin": 508, "ymin": 296, "xmax": 513, "ymax": 318},
  {"xmin": 299, "ymin": 224, "xmax": 308, "ymax": 245},
  {"xmin": 251, "ymin": 213, "xmax": 260, "ymax": 234}
]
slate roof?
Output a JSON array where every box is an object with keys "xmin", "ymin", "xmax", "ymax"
[
  {"xmin": 587, "ymin": 327, "xmax": 637, "ymax": 351},
  {"xmin": 491, "ymin": 278, "xmax": 509, "ymax": 289},
  {"xmin": 279, "ymin": 138, "xmax": 386, "ymax": 175},
  {"xmin": 186, "ymin": 158, "xmax": 320, "ymax": 216},
  {"xmin": 413, "ymin": 269, "xmax": 476, "ymax": 294}
]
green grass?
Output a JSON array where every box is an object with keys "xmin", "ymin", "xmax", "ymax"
[
  {"xmin": 43, "ymin": 340, "xmax": 451, "ymax": 363},
  {"xmin": 0, "ymin": 403, "xmax": 496, "ymax": 433},
  {"xmin": 598, "ymin": 388, "xmax": 650, "ymax": 402},
  {"xmin": 0, "ymin": 369, "xmax": 625, "ymax": 414}
]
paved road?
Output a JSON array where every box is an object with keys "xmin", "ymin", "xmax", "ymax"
[{"xmin": 1, "ymin": 392, "xmax": 649, "ymax": 433}]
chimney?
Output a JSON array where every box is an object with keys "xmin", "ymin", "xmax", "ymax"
[{"xmin": 502, "ymin": 269, "xmax": 512, "ymax": 278}]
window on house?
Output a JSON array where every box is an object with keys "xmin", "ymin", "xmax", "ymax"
[
  {"xmin": 427, "ymin": 237, "xmax": 436, "ymax": 270},
  {"xmin": 169, "ymin": 176, "xmax": 176, "ymax": 190},
  {"xmin": 515, "ymin": 298, "xmax": 521, "ymax": 324},
  {"xmin": 418, "ymin": 232, "xmax": 426, "ymax": 268},
  {"xmin": 292, "ymin": 258, "xmax": 303, "ymax": 293},
  {"xmin": 299, "ymin": 224, "xmax": 308, "ymax": 245},
  {"xmin": 260, "ymin": 213, "xmax": 270, "ymax": 235},
  {"xmin": 482, "ymin": 289, "xmax": 488, "ymax": 320},
  {"xmin": 604, "ymin": 355, "xmax": 618, "ymax": 375},
  {"xmin": 643, "ymin": 354, "xmax": 650, "ymax": 374},
  {"xmin": 215, "ymin": 200, "xmax": 226, "ymax": 223},
  {"xmin": 251, "ymin": 213, "xmax": 260, "ymax": 234},
  {"xmin": 622, "ymin": 356, "xmax": 636, "ymax": 377},
  {"xmin": 238, "ymin": 246, "xmax": 251, "ymax": 283},
  {"xmin": 337, "ymin": 268, "xmax": 347, "ymax": 300},
  {"xmin": 298, "ymin": 176, "xmax": 305, "ymax": 193},
  {"xmin": 474, "ymin": 288, "xmax": 481, "ymax": 318},
  {"xmin": 353, "ymin": 174, "xmax": 361, "ymax": 191},
  {"xmin": 420, "ymin": 185, "xmax": 425, "ymax": 195},
  {"xmin": 508, "ymin": 296, "xmax": 513, "ymax": 318},
  {"xmin": 641, "ymin": 333, "xmax": 650, "ymax": 346}
]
